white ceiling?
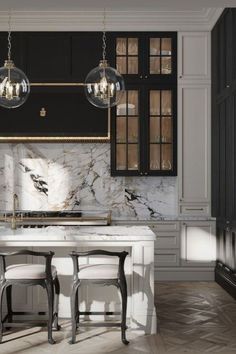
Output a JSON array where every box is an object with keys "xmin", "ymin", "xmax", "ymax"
[
  {"xmin": 0, "ymin": 0, "xmax": 231, "ymax": 31},
  {"xmin": 0, "ymin": 0, "xmax": 233, "ymax": 11}
]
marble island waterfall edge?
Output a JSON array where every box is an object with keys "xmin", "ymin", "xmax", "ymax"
[{"xmin": 0, "ymin": 143, "xmax": 178, "ymax": 220}]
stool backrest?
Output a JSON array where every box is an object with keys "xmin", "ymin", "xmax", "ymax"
[
  {"xmin": 0, "ymin": 249, "xmax": 54, "ymax": 281},
  {"xmin": 69, "ymin": 250, "xmax": 128, "ymax": 281}
]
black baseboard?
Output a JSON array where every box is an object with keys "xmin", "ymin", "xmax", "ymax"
[{"xmin": 215, "ymin": 262, "xmax": 236, "ymax": 299}]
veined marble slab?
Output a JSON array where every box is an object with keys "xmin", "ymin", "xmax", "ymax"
[
  {"xmin": 0, "ymin": 143, "xmax": 178, "ymax": 220},
  {"xmin": 0, "ymin": 225, "xmax": 156, "ymax": 242}
]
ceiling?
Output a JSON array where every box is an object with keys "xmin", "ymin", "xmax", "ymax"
[
  {"xmin": 0, "ymin": 0, "xmax": 231, "ymax": 31},
  {"xmin": 0, "ymin": 0, "xmax": 232, "ymax": 11}
]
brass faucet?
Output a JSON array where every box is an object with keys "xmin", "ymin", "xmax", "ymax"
[{"xmin": 11, "ymin": 193, "xmax": 19, "ymax": 229}]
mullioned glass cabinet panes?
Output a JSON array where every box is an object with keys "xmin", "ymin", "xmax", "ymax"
[
  {"xmin": 116, "ymin": 90, "xmax": 139, "ymax": 171},
  {"xmin": 115, "ymin": 34, "xmax": 175, "ymax": 81},
  {"xmin": 116, "ymin": 38, "xmax": 139, "ymax": 75},
  {"xmin": 110, "ymin": 32, "xmax": 177, "ymax": 176},
  {"xmin": 149, "ymin": 90, "xmax": 173, "ymax": 171}
]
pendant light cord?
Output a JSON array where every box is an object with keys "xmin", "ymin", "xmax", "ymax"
[
  {"xmin": 102, "ymin": 8, "xmax": 106, "ymax": 61},
  {"xmin": 8, "ymin": 11, "xmax": 12, "ymax": 61}
]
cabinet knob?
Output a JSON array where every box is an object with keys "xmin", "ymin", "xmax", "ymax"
[
  {"xmin": 144, "ymin": 172, "xmax": 148, "ymax": 175},
  {"xmin": 140, "ymin": 75, "xmax": 143, "ymax": 79},
  {"xmin": 179, "ymin": 75, "xmax": 182, "ymax": 78},
  {"xmin": 140, "ymin": 172, "xmax": 143, "ymax": 175},
  {"xmin": 145, "ymin": 75, "xmax": 148, "ymax": 79},
  {"xmin": 226, "ymin": 85, "xmax": 230, "ymax": 88}
]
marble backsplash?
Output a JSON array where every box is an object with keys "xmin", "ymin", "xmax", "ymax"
[{"xmin": 0, "ymin": 143, "xmax": 178, "ymax": 220}]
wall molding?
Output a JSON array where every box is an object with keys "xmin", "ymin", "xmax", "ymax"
[{"xmin": 0, "ymin": 8, "xmax": 224, "ymax": 32}]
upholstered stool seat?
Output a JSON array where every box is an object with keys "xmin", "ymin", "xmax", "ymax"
[
  {"xmin": 0, "ymin": 250, "xmax": 61, "ymax": 344},
  {"xmin": 5, "ymin": 264, "xmax": 57, "ymax": 280},
  {"xmin": 78, "ymin": 264, "xmax": 118, "ymax": 279},
  {"xmin": 70, "ymin": 250, "xmax": 129, "ymax": 345}
]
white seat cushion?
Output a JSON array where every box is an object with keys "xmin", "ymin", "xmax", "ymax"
[
  {"xmin": 78, "ymin": 264, "xmax": 118, "ymax": 280},
  {"xmin": 5, "ymin": 264, "xmax": 57, "ymax": 280}
]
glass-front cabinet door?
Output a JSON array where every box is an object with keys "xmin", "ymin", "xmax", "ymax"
[
  {"xmin": 111, "ymin": 86, "xmax": 176, "ymax": 176},
  {"xmin": 111, "ymin": 31, "xmax": 177, "ymax": 177},
  {"xmin": 148, "ymin": 88, "xmax": 176, "ymax": 175},
  {"xmin": 114, "ymin": 33, "xmax": 176, "ymax": 83},
  {"xmin": 112, "ymin": 89, "xmax": 141, "ymax": 175},
  {"xmin": 116, "ymin": 36, "xmax": 141, "ymax": 81}
]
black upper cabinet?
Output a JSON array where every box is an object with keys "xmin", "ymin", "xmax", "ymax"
[
  {"xmin": 72, "ymin": 32, "xmax": 103, "ymax": 81},
  {"xmin": 110, "ymin": 32, "xmax": 177, "ymax": 84},
  {"xmin": 2, "ymin": 32, "xmax": 105, "ymax": 82},
  {"xmin": 0, "ymin": 32, "xmax": 109, "ymax": 139},
  {"xmin": 215, "ymin": 9, "xmax": 236, "ymax": 98},
  {"xmin": 26, "ymin": 33, "xmax": 71, "ymax": 81}
]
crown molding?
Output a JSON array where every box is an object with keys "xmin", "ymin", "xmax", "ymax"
[{"xmin": 0, "ymin": 8, "xmax": 224, "ymax": 32}]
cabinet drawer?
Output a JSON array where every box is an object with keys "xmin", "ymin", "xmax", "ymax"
[
  {"xmin": 179, "ymin": 204, "xmax": 209, "ymax": 216},
  {"xmin": 150, "ymin": 222, "xmax": 180, "ymax": 232},
  {"xmin": 155, "ymin": 249, "xmax": 180, "ymax": 267},
  {"xmin": 155, "ymin": 232, "xmax": 180, "ymax": 249}
]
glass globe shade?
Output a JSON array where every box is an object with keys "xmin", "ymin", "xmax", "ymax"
[
  {"xmin": 85, "ymin": 60, "xmax": 125, "ymax": 109},
  {"xmin": 0, "ymin": 60, "xmax": 30, "ymax": 109}
]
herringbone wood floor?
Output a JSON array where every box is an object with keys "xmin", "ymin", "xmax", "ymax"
[{"xmin": 0, "ymin": 282, "xmax": 236, "ymax": 354}]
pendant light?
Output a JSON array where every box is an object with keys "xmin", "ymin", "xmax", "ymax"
[
  {"xmin": 85, "ymin": 10, "xmax": 125, "ymax": 109},
  {"xmin": 0, "ymin": 13, "xmax": 30, "ymax": 109}
]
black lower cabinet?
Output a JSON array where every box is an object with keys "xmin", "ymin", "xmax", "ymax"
[{"xmin": 215, "ymin": 220, "xmax": 236, "ymax": 299}]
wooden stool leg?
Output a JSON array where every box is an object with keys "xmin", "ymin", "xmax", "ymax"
[
  {"xmin": 6, "ymin": 285, "xmax": 12, "ymax": 330},
  {"xmin": 70, "ymin": 281, "xmax": 80, "ymax": 344},
  {"xmin": 118, "ymin": 278, "xmax": 129, "ymax": 345},
  {"xmin": 45, "ymin": 281, "xmax": 55, "ymax": 344},
  {"xmin": 53, "ymin": 277, "xmax": 61, "ymax": 330},
  {"xmin": 0, "ymin": 283, "xmax": 6, "ymax": 343},
  {"xmin": 75, "ymin": 287, "xmax": 79, "ymax": 329}
]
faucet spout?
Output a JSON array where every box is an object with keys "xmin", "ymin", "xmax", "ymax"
[{"xmin": 12, "ymin": 193, "xmax": 19, "ymax": 230}]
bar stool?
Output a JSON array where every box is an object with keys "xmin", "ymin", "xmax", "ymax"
[
  {"xmin": 0, "ymin": 250, "xmax": 60, "ymax": 344},
  {"xmin": 70, "ymin": 249, "xmax": 129, "ymax": 345}
]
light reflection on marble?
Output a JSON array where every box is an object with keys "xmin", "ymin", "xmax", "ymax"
[{"xmin": 0, "ymin": 143, "xmax": 178, "ymax": 220}]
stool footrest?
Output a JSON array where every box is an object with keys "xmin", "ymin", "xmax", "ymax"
[
  {"xmin": 11, "ymin": 311, "xmax": 47, "ymax": 316},
  {"xmin": 78, "ymin": 311, "xmax": 121, "ymax": 316},
  {"xmin": 78, "ymin": 322, "xmax": 122, "ymax": 328}
]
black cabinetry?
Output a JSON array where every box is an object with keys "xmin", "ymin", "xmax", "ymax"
[
  {"xmin": 212, "ymin": 8, "xmax": 236, "ymax": 298},
  {"xmin": 0, "ymin": 32, "xmax": 108, "ymax": 139},
  {"xmin": 110, "ymin": 32, "xmax": 177, "ymax": 176}
]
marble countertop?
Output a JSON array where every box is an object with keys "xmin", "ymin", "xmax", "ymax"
[{"xmin": 0, "ymin": 225, "xmax": 156, "ymax": 242}]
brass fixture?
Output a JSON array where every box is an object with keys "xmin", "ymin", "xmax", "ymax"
[
  {"xmin": 0, "ymin": 210, "xmax": 111, "ymax": 227},
  {"xmin": 11, "ymin": 193, "xmax": 19, "ymax": 229},
  {"xmin": 40, "ymin": 107, "xmax": 46, "ymax": 117}
]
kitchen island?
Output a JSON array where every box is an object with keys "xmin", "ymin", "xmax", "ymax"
[{"xmin": 0, "ymin": 225, "xmax": 156, "ymax": 334}]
